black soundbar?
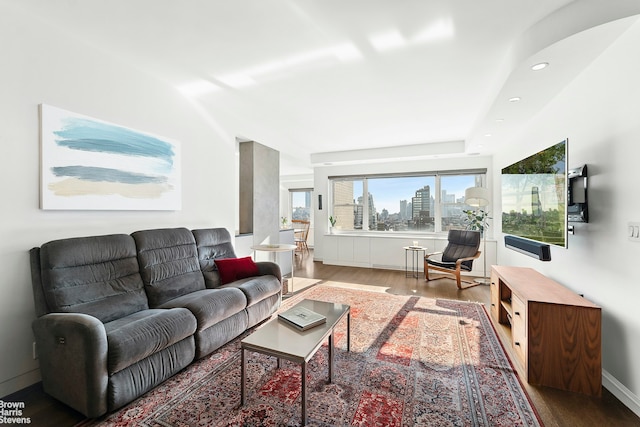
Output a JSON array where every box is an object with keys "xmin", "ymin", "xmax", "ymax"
[{"xmin": 504, "ymin": 235, "xmax": 551, "ymax": 261}]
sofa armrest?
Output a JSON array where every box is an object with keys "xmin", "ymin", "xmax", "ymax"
[
  {"xmin": 255, "ymin": 261, "xmax": 282, "ymax": 283},
  {"xmin": 32, "ymin": 313, "xmax": 109, "ymax": 418}
]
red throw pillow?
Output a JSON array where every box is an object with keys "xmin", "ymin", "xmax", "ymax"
[{"xmin": 214, "ymin": 256, "xmax": 260, "ymax": 285}]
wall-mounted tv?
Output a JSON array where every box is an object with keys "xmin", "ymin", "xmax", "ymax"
[{"xmin": 501, "ymin": 139, "xmax": 567, "ymax": 248}]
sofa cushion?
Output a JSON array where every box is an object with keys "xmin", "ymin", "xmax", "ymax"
[
  {"xmin": 214, "ymin": 256, "xmax": 259, "ymax": 285},
  {"xmin": 221, "ymin": 275, "xmax": 281, "ymax": 307},
  {"xmin": 104, "ymin": 308, "xmax": 196, "ymax": 374},
  {"xmin": 108, "ymin": 337, "xmax": 195, "ymax": 412},
  {"xmin": 157, "ymin": 288, "xmax": 247, "ymax": 332},
  {"xmin": 38, "ymin": 234, "xmax": 148, "ymax": 323},
  {"xmin": 192, "ymin": 228, "xmax": 237, "ymax": 288},
  {"xmin": 132, "ymin": 228, "xmax": 205, "ymax": 307}
]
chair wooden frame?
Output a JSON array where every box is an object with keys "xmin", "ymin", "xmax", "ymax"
[
  {"xmin": 424, "ymin": 250, "xmax": 481, "ymax": 289},
  {"xmin": 424, "ymin": 229, "xmax": 482, "ymax": 289},
  {"xmin": 291, "ymin": 219, "xmax": 310, "ymax": 254}
]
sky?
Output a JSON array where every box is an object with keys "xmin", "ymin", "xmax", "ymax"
[{"xmin": 369, "ymin": 175, "xmax": 477, "ymax": 214}]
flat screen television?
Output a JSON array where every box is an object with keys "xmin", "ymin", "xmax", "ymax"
[{"xmin": 501, "ymin": 139, "xmax": 567, "ymax": 248}]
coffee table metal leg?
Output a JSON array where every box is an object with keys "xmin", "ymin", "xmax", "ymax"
[
  {"xmin": 241, "ymin": 348, "xmax": 246, "ymax": 405},
  {"xmin": 301, "ymin": 361, "xmax": 307, "ymax": 425},
  {"xmin": 328, "ymin": 333, "xmax": 334, "ymax": 383},
  {"xmin": 347, "ymin": 311, "xmax": 351, "ymax": 352},
  {"xmin": 291, "ymin": 250, "xmax": 294, "ymax": 292}
]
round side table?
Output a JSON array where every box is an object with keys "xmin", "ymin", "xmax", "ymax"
[
  {"xmin": 403, "ymin": 246, "xmax": 427, "ymax": 279},
  {"xmin": 251, "ymin": 244, "xmax": 298, "ymax": 291}
]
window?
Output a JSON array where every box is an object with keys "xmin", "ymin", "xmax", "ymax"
[
  {"xmin": 330, "ymin": 170, "xmax": 486, "ymax": 233},
  {"xmin": 368, "ymin": 176, "xmax": 436, "ymax": 231},
  {"xmin": 290, "ymin": 189, "xmax": 312, "ymax": 221}
]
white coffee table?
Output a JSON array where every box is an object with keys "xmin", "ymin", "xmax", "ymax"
[{"xmin": 240, "ymin": 299, "xmax": 350, "ymax": 425}]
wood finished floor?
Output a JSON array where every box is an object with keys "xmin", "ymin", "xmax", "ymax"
[{"xmin": 6, "ymin": 250, "xmax": 640, "ymax": 427}]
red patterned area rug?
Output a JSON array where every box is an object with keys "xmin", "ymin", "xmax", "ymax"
[{"xmin": 77, "ymin": 284, "xmax": 542, "ymax": 427}]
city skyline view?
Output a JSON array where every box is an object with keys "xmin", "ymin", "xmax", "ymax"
[
  {"xmin": 368, "ymin": 175, "xmax": 478, "ymax": 214},
  {"xmin": 329, "ymin": 173, "xmax": 485, "ymax": 233},
  {"xmin": 291, "ymin": 174, "xmax": 485, "ymax": 233}
]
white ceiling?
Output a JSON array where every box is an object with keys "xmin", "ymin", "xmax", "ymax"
[{"xmin": 9, "ymin": 1, "xmax": 640, "ymax": 175}]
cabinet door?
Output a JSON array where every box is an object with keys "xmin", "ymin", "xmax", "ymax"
[
  {"xmin": 511, "ymin": 294, "xmax": 527, "ymax": 368},
  {"xmin": 490, "ymin": 272, "xmax": 499, "ymax": 321}
]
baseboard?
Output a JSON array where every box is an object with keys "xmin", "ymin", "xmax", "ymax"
[
  {"xmin": 603, "ymin": 369, "xmax": 640, "ymax": 417},
  {"xmin": 322, "ymin": 260, "xmax": 370, "ymax": 268},
  {"xmin": 0, "ymin": 368, "xmax": 41, "ymax": 399},
  {"xmin": 372, "ymin": 264, "xmax": 406, "ymax": 271}
]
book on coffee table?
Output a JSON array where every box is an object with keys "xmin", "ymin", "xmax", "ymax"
[{"xmin": 278, "ymin": 306, "xmax": 326, "ymax": 331}]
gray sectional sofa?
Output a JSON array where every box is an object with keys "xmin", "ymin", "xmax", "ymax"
[{"xmin": 29, "ymin": 227, "xmax": 282, "ymax": 418}]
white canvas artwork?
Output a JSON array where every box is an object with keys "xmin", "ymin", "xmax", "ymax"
[{"xmin": 40, "ymin": 104, "xmax": 181, "ymax": 210}]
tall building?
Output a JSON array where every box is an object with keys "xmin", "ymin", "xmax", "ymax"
[
  {"xmin": 440, "ymin": 189, "xmax": 458, "ymax": 220},
  {"xmin": 357, "ymin": 193, "xmax": 377, "ymax": 230},
  {"xmin": 412, "ymin": 185, "xmax": 431, "ymax": 219},
  {"xmin": 332, "ymin": 181, "xmax": 356, "ymax": 229},
  {"xmin": 368, "ymin": 193, "xmax": 377, "ymax": 229},
  {"xmin": 354, "ymin": 203, "xmax": 363, "ymax": 229},
  {"xmin": 412, "ymin": 185, "xmax": 433, "ymax": 230},
  {"xmin": 399, "ymin": 199, "xmax": 408, "ymax": 220}
]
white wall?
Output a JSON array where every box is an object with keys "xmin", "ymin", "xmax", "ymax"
[
  {"xmin": 0, "ymin": 6, "xmax": 237, "ymax": 396},
  {"xmin": 493, "ymin": 19, "xmax": 640, "ymax": 410}
]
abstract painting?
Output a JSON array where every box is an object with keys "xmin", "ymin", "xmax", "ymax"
[{"xmin": 40, "ymin": 104, "xmax": 181, "ymax": 210}]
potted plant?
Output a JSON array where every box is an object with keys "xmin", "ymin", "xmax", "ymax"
[
  {"xmin": 281, "ymin": 216, "xmax": 288, "ymax": 229},
  {"xmin": 462, "ymin": 209, "xmax": 490, "ymax": 235},
  {"xmin": 329, "ymin": 216, "xmax": 337, "ymax": 234}
]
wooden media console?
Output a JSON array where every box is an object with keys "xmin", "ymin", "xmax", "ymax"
[{"xmin": 490, "ymin": 265, "xmax": 602, "ymax": 396}]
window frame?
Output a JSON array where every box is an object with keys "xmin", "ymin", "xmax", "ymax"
[{"xmin": 329, "ymin": 169, "xmax": 487, "ymax": 234}]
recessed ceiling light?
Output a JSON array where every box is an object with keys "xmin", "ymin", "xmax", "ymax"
[
  {"xmin": 484, "ymin": 133, "xmax": 492, "ymax": 137},
  {"xmin": 531, "ymin": 62, "xmax": 549, "ymax": 71},
  {"xmin": 509, "ymin": 97, "xmax": 521, "ymax": 103},
  {"xmin": 495, "ymin": 118, "xmax": 504, "ymax": 122}
]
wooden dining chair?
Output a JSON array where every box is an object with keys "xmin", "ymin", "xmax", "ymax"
[{"xmin": 291, "ymin": 219, "xmax": 310, "ymax": 253}]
